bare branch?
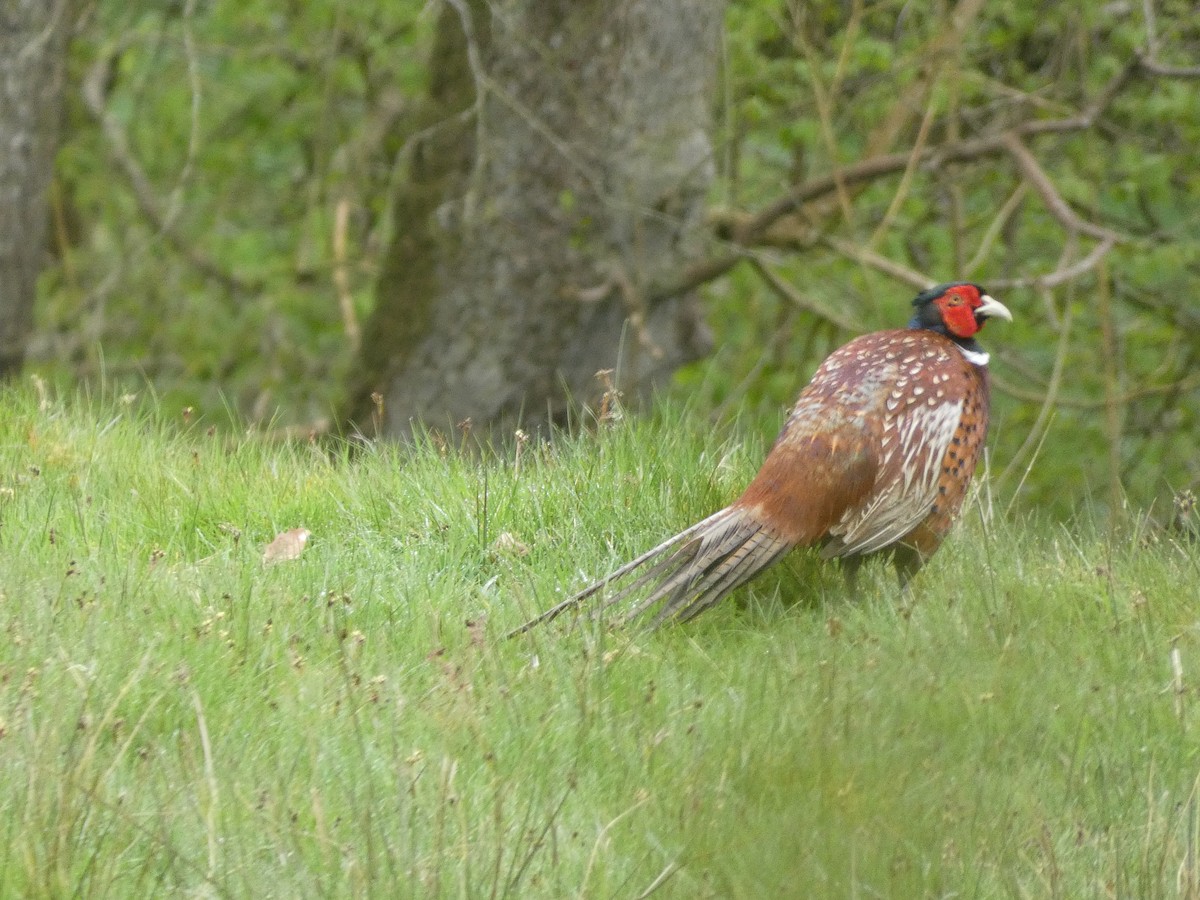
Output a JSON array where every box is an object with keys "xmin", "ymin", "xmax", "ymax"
[
  {"xmin": 1020, "ymin": 59, "xmax": 1140, "ymax": 136},
  {"xmin": 791, "ymin": 15, "xmax": 858, "ymax": 229},
  {"xmin": 650, "ymin": 128, "xmax": 1072, "ymax": 304},
  {"xmin": 991, "ymin": 368, "xmax": 1200, "ymax": 410},
  {"xmin": 332, "ymin": 198, "xmax": 361, "ymax": 352},
  {"xmin": 82, "ymin": 48, "xmax": 258, "ymax": 293},
  {"xmin": 820, "ymin": 237, "xmax": 935, "ymax": 292},
  {"xmin": 997, "ymin": 297, "xmax": 1074, "ymax": 488},
  {"xmin": 1137, "ymin": 0, "xmax": 1200, "ymax": 77},
  {"xmin": 1142, "ymin": 0, "xmax": 1160, "ymax": 57},
  {"xmin": 613, "ymin": 265, "xmax": 665, "ymax": 361},
  {"xmin": 963, "ymin": 182, "xmax": 1028, "ymax": 277},
  {"xmin": 650, "ymin": 247, "xmax": 749, "ymax": 306},
  {"xmin": 730, "ymin": 54, "xmax": 1146, "ymax": 251},
  {"xmin": 1000, "ymin": 132, "xmax": 1123, "ymax": 243},
  {"xmin": 15, "ymin": 0, "xmax": 68, "ymax": 64},
  {"xmin": 649, "ymin": 41, "xmax": 1191, "ymax": 307},
  {"xmin": 747, "ymin": 256, "xmax": 860, "ymax": 331},
  {"xmin": 989, "ymin": 236, "xmax": 1117, "ymax": 290},
  {"xmin": 162, "ymin": 0, "xmax": 203, "ymax": 231},
  {"xmin": 868, "ymin": 84, "xmax": 940, "ymax": 250},
  {"xmin": 441, "ymin": 0, "xmax": 492, "ymax": 219},
  {"xmin": 1138, "ymin": 57, "xmax": 1200, "ymax": 78},
  {"xmin": 735, "ymin": 149, "xmax": 915, "ymax": 246}
]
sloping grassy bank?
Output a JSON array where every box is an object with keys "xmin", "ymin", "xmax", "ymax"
[{"xmin": 0, "ymin": 388, "xmax": 1197, "ymax": 897}]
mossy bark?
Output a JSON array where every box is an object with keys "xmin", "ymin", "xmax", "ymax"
[
  {"xmin": 0, "ymin": 0, "xmax": 72, "ymax": 377},
  {"xmin": 348, "ymin": 0, "xmax": 721, "ymax": 439}
]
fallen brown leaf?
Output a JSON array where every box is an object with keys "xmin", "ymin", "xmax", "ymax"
[
  {"xmin": 490, "ymin": 531, "xmax": 529, "ymax": 557},
  {"xmin": 262, "ymin": 527, "xmax": 311, "ymax": 564},
  {"xmin": 466, "ymin": 616, "xmax": 488, "ymax": 648}
]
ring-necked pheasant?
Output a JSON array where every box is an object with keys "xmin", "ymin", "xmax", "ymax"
[{"xmin": 512, "ymin": 282, "xmax": 1011, "ymax": 633}]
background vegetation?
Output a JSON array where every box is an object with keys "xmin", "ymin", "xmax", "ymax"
[
  {"xmin": 33, "ymin": 1, "xmax": 1200, "ymax": 520},
  {"xmin": 6, "ymin": 4, "xmax": 1200, "ymax": 893}
]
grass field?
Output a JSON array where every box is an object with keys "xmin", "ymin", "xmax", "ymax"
[{"xmin": 1, "ymin": 387, "xmax": 1198, "ymax": 897}]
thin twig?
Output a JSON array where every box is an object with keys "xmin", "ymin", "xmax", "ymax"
[
  {"xmin": 1142, "ymin": 0, "xmax": 1160, "ymax": 57},
  {"xmin": 998, "ymin": 294, "xmax": 1074, "ymax": 490},
  {"xmin": 791, "ymin": 16, "xmax": 857, "ymax": 229},
  {"xmin": 964, "ymin": 182, "xmax": 1028, "ymax": 276},
  {"xmin": 651, "ymin": 50, "xmax": 1162, "ymax": 306},
  {"xmin": 1137, "ymin": 1, "xmax": 1200, "ymax": 78},
  {"xmin": 441, "ymin": 0, "xmax": 492, "ymax": 222},
  {"xmin": 1000, "ymin": 133, "xmax": 1123, "ymax": 243},
  {"xmin": 332, "ymin": 197, "xmax": 361, "ymax": 351},
  {"xmin": 15, "ymin": 0, "xmax": 68, "ymax": 63},
  {"xmin": 82, "ymin": 45, "xmax": 258, "ymax": 293},
  {"xmin": 162, "ymin": 0, "xmax": 202, "ymax": 232},
  {"xmin": 1097, "ymin": 260, "xmax": 1125, "ymax": 516},
  {"xmin": 990, "ymin": 368, "xmax": 1200, "ymax": 410},
  {"xmin": 748, "ymin": 256, "xmax": 860, "ymax": 331},
  {"xmin": 820, "ymin": 236, "xmax": 935, "ymax": 292},
  {"xmin": 1138, "ymin": 57, "xmax": 1200, "ymax": 78},
  {"xmin": 988, "ymin": 236, "xmax": 1118, "ymax": 290},
  {"xmin": 868, "ymin": 80, "xmax": 940, "ymax": 250}
]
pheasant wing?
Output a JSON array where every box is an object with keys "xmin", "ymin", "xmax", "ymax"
[{"xmin": 822, "ymin": 334, "xmax": 979, "ymax": 559}]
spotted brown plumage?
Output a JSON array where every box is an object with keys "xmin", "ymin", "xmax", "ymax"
[{"xmin": 511, "ymin": 283, "xmax": 1012, "ymax": 633}]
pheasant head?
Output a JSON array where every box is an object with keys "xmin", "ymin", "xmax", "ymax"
[{"xmin": 909, "ymin": 282, "xmax": 1012, "ymax": 342}]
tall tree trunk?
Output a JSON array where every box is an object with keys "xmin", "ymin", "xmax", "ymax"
[
  {"xmin": 0, "ymin": 0, "xmax": 72, "ymax": 377},
  {"xmin": 349, "ymin": 0, "xmax": 722, "ymax": 440}
]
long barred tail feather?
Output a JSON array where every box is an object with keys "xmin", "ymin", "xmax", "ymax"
[
  {"xmin": 649, "ymin": 524, "xmax": 794, "ymax": 627},
  {"xmin": 507, "ymin": 506, "xmax": 793, "ymax": 636},
  {"xmin": 506, "ymin": 508, "xmax": 733, "ymax": 637}
]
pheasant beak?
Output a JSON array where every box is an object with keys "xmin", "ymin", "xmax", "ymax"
[{"xmin": 975, "ymin": 294, "xmax": 1012, "ymax": 324}]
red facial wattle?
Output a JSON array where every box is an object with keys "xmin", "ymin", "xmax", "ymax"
[{"xmin": 936, "ymin": 287, "xmax": 983, "ymax": 338}]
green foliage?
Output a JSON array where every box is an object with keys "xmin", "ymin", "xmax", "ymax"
[
  {"xmin": 38, "ymin": 1, "xmax": 1200, "ymax": 517},
  {"xmin": 684, "ymin": 0, "xmax": 1200, "ymax": 517},
  {"xmin": 1, "ymin": 387, "xmax": 1199, "ymax": 895},
  {"xmin": 46, "ymin": 0, "xmax": 432, "ymax": 421}
]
